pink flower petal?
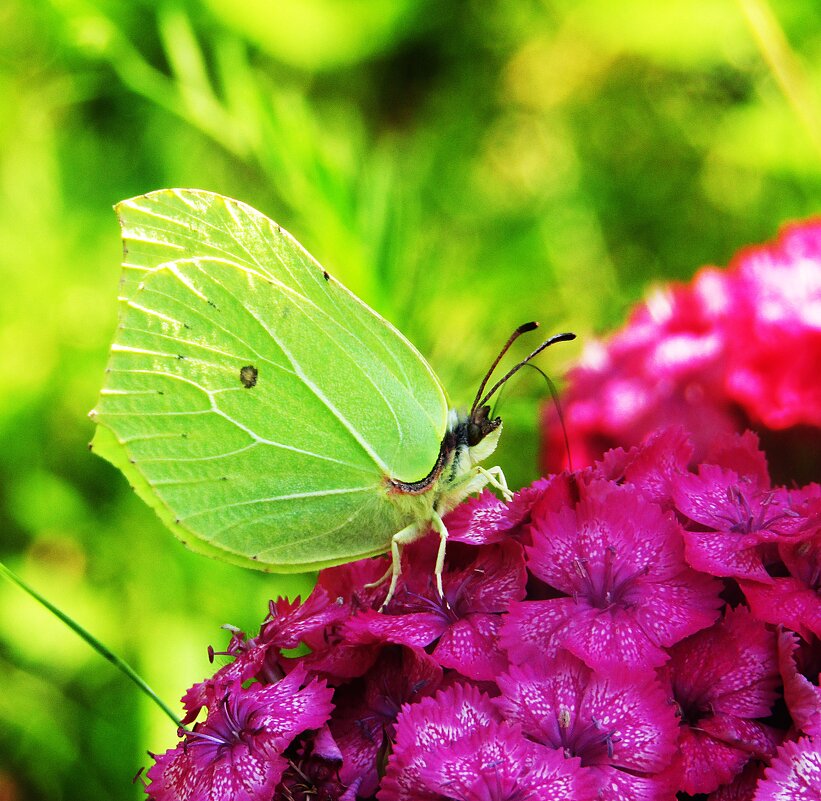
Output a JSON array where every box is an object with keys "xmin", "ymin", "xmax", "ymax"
[
  {"xmin": 777, "ymin": 628, "xmax": 821, "ymax": 737},
  {"xmin": 754, "ymin": 737, "xmax": 821, "ymax": 800}
]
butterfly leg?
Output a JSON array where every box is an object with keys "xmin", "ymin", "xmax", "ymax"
[
  {"xmin": 477, "ymin": 465, "xmax": 513, "ymax": 501},
  {"xmin": 365, "ymin": 563, "xmax": 393, "ymax": 591},
  {"xmin": 431, "ymin": 510, "xmax": 449, "ymax": 600},
  {"xmin": 375, "ymin": 521, "xmax": 426, "ymax": 609}
]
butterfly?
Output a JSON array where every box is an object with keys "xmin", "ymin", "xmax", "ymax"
[{"xmin": 89, "ymin": 189, "xmax": 573, "ymax": 603}]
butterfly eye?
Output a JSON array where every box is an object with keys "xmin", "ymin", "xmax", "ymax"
[
  {"xmin": 467, "ymin": 405, "xmax": 500, "ymax": 446},
  {"xmin": 467, "ymin": 422, "xmax": 483, "ymax": 446}
]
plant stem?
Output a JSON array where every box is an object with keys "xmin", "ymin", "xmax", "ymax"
[{"xmin": 0, "ymin": 560, "xmax": 182, "ymax": 728}]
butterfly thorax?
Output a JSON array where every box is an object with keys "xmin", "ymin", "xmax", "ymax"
[{"xmin": 385, "ymin": 406, "xmax": 501, "ymax": 516}]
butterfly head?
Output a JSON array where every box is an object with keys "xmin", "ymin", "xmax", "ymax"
[
  {"xmin": 442, "ymin": 407, "xmax": 502, "ymax": 477},
  {"xmin": 465, "ymin": 404, "xmax": 502, "ymax": 463}
]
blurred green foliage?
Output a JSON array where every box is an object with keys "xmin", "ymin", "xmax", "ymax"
[{"xmin": 0, "ymin": 0, "xmax": 819, "ymax": 797}]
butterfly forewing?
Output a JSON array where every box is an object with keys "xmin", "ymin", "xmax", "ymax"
[{"xmin": 92, "ymin": 189, "xmax": 448, "ymax": 570}]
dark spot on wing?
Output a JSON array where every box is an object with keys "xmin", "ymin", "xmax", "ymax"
[{"xmin": 240, "ymin": 365, "xmax": 258, "ymax": 388}]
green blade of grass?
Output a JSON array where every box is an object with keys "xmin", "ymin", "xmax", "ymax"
[{"xmin": 0, "ymin": 560, "xmax": 181, "ymax": 728}]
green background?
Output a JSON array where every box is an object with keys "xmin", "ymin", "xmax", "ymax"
[{"xmin": 1, "ymin": 0, "xmax": 819, "ymax": 797}]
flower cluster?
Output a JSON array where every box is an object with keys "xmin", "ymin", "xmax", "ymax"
[
  {"xmin": 145, "ymin": 427, "xmax": 821, "ymax": 800},
  {"xmin": 541, "ymin": 218, "xmax": 821, "ymax": 484},
  {"xmin": 145, "ymin": 222, "xmax": 821, "ymax": 799}
]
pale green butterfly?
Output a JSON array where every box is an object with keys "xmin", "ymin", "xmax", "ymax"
[{"xmin": 89, "ymin": 189, "xmax": 573, "ymax": 603}]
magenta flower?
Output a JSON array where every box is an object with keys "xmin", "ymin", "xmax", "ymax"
[
  {"xmin": 541, "ymin": 267, "xmax": 740, "ymax": 471},
  {"xmin": 593, "ymin": 425, "xmax": 692, "ymax": 509},
  {"xmin": 542, "ymin": 219, "xmax": 821, "ymax": 482},
  {"xmin": 378, "ymin": 683, "xmax": 503, "ymax": 801},
  {"xmin": 502, "ymin": 480, "xmax": 722, "ymax": 671},
  {"xmin": 379, "ymin": 683, "xmax": 597, "ymax": 801},
  {"xmin": 416, "ymin": 722, "xmax": 592, "ymax": 801},
  {"xmin": 329, "ymin": 646, "xmax": 442, "ymax": 796},
  {"xmin": 725, "ymin": 220, "xmax": 821, "ymax": 430},
  {"xmin": 181, "ymin": 587, "xmax": 348, "ymax": 722},
  {"xmin": 741, "ymin": 575, "xmax": 821, "ymax": 644},
  {"xmin": 260, "ymin": 588, "xmax": 350, "ymax": 650},
  {"xmin": 661, "ymin": 607, "xmax": 781, "ymax": 795},
  {"xmin": 147, "ymin": 668, "xmax": 334, "ymax": 801},
  {"xmin": 346, "ymin": 539, "xmax": 526, "ymax": 681},
  {"xmin": 673, "ymin": 464, "xmax": 801, "ymax": 583},
  {"xmin": 753, "ymin": 737, "xmax": 821, "ymax": 800},
  {"xmin": 495, "ymin": 651, "xmax": 679, "ymax": 800}
]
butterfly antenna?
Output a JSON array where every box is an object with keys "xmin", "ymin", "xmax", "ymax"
[
  {"xmin": 477, "ymin": 331, "xmax": 576, "ymax": 411},
  {"xmin": 470, "ymin": 321, "xmax": 539, "ymax": 417},
  {"xmin": 517, "ymin": 362, "xmax": 574, "ymax": 473}
]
